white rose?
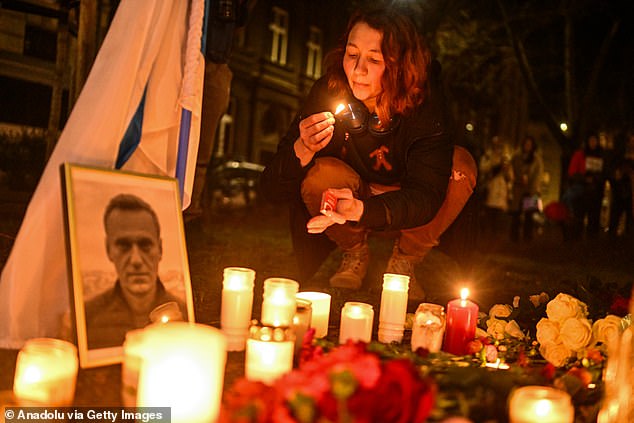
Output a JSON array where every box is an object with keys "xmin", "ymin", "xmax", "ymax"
[
  {"xmin": 475, "ymin": 327, "xmax": 489, "ymax": 339},
  {"xmin": 592, "ymin": 315, "xmax": 623, "ymax": 347},
  {"xmin": 536, "ymin": 318, "xmax": 560, "ymax": 345},
  {"xmin": 486, "ymin": 318, "xmax": 506, "ymax": 339},
  {"xmin": 505, "ymin": 320, "xmax": 525, "ymax": 339},
  {"xmin": 539, "ymin": 341, "xmax": 572, "ymax": 367},
  {"xmin": 560, "ymin": 318, "xmax": 592, "ymax": 351},
  {"xmin": 546, "ymin": 293, "xmax": 588, "ymax": 323},
  {"xmin": 489, "ymin": 304, "xmax": 513, "ymax": 319}
]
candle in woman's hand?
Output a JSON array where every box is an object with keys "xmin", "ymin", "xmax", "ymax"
[{"xmin": 443, "ymin": 287, "xmax": 479, "ymax": 356}]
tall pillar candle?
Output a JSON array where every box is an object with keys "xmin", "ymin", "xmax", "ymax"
[
  {"xmin": 261, "ymin": 278, "xmax": 299, "ymax": 327},
  {"xmin": 411, "ymin": 303, "xmax": 446, "ymax": 353},
  {"xmin": 136, "ymin": 322, "xmax": 227, "ymax": 423},
  {"xmin": 508, "ymin": 386, "xmax": 574, "ymax": 423},
  {"xmin": 443, "ymin": 288, "xmax": 479, "ymax": 355},
  {"xmin": 245, "ymin": 323, "xmax": 295, "ymax": 385},
  {"xmin": 292, "ymin": 298, "xmax": 312, "ymax": 353},
  {"xmin": 296, "ymin": 291, "xmax": 331, "ymax": 338},
  {"xmin": 13, "ymin": 338, "xmax": 78, "ymax": 406},
  {"xmin": 221, "ymin": 267, "xmax": 256, "ymax": 351},
  {"xmin": 339, "ymin": 302, "xmax": 374, "ymax": 344},
  {"xmin": 378, "ymin": 273, "xmax": 409, "ymax": 343}
]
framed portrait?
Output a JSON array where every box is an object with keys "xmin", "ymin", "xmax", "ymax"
[{"xmin": 61, "ymin": 163, "xmax": 195, "ymax": 368}]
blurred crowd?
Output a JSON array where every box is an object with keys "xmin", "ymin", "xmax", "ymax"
[{"xmin": 475, "ymin": 132, "xmax": 634, "ymax": 245}]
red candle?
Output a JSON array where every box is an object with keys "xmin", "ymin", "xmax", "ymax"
[{"xmin": 443, "ymin": 288, "xmax": 479, "ymax": 355}]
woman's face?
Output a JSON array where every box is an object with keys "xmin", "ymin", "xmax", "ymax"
[{"xmin": 343, "ymin": 22, "xmax": 385, "ymax": 110}]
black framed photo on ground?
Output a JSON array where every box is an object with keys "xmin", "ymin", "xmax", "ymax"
[{"xmin": 61, "ymin": 163, "xmax": 195, "ymax": 368}]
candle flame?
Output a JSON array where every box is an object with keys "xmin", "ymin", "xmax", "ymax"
[
  {"xmin": 534, "ymin": 399, "xmax": 553, "ymax": 417},
  {"xmin": 160, "ymin": 315, "xmax": 169, "ymax": 324},
  {"xmin": 460, "ymin": 288, "xmax": 469, "ymax": 301},
  {"xmin": 334, "ymin": 103, "xmax": 346, "ymax": 115}
]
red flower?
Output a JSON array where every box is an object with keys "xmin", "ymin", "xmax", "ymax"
[
  {"xmin": 609, "ymin": 294, "xmax": 631, "ymax": 317},
  {"xmin": 566, "ymin": 367, "xmax": 592, "ymax": 386},
  {"xmin": 541, "ymin": 363, "xmax": 556, "ymax": 381},
  {"xmin": 219, "ymin": 378, "xmax": 282, "ymax": 423},
  {"xmin": 371, "ymin": 359, "xmax": 436, "ymax": 423}
]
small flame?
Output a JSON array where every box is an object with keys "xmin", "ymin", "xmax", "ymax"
[
  {"xmin": 460, "ymin": 288, "xmax": 469, "ymax": 301},
  {"xmin": 334, "ymin": 103, "xmax": 346, "ymax": 115},
  {"xmin": 160, "ymin": 315, "xmax": 169, "ymax": 324}
]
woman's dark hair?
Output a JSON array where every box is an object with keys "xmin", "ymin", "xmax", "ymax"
[{"xmin": 324, "ymin": 6, "xmax": 431, "ymax": 126}]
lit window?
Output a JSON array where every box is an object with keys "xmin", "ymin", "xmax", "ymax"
[
  {"xmin": 306, "ymin": 26, "xmax": 322, "ymax": 78},
  {"xmin": 269, "ymin": 7, "xmax": 288, "ymax": 65}
]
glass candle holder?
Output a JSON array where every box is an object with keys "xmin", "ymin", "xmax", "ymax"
[
  {"xmin": 149, "ymin": 301, "xmax": 185, "ymax": 324},
  {"xmin": 135, "ymin": 322, "xmax": 227, "ymax": 423},
  {"xmin": 292, "ymin": 298, "xmax": 312, "ymax": 354},
  {"xmin": 13, "ymin": 338, "xmax": 78, "ymax": 406},
  {"xmin": 245, "ymin": 322, "xmax": 295, "ymax": 385},
  {"xmin": 339, "ymin": 302, "xmax": 374, "ymax": 344},
  {"xmin": 261, "ymin": 278, "xmax": 299, "ymax": 327},
  {"xmin": 411, "ymin": 303, "xmax": 446, "ymax": 353},
  {"xmin": 221, "ymin": 267, "xmax": 256, "ymax": 351},
  {"xmin": 508, "ymin": 386, "xmax": 574, "ymax": 423},
  {"xmin": 378, "ymin": 273, "xmax": 409, "ymax": 343},
  {"xmin": 296, "ymin": 291, "xmax": 331, "ymax": 338}
]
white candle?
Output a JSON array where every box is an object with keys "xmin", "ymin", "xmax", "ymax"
[
  {"xmin": 221, "ymin": 267, "xmax": 255, "ymax": 351},
  {"xmin": 296, "ymin": 292, "xmax": 331, "ymax": 338},
  {"xmin": 135, "ymin": 322, "xmax": 227, "ymax": 423},
  {"xmin": 245, "ymin": 324, "xmax": 294, "ymax": 385},
  {"xmin": 261, "ymin": 278, "xmax": 299, "ymax": 327},
  {"xmin": 508, "ymin": 386, "xmax": 574, "ymax": 423},
  {"xmin": 339, "ymin": 302, "xmax": 373, "ymax": 344},
  {"xmin": 13, "ymin": 338, "xmax": 78, "ymax": 406},
  {"xmin": 378, "ymin": 273, "xmax": 409, "ymax": 343},
  {"xmin": 292, "ymin": 298, "xmax": 312, "ymax": 353},
  {"xmin": 121, "ymin": 329, "xmax": 145, "ymax": 407},
  {"xmin": 411, "ymin": 303, "xmax": 446, "ymax": 353}
]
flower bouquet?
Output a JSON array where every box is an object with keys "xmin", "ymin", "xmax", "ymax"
[{"xmin": 220, "ymin": 333, "xmax": 436, "ymax": 423}]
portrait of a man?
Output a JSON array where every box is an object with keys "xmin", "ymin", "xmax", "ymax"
[{"xmin": 84, "ymin": 193, "xmax": 188, "ymax": 349}]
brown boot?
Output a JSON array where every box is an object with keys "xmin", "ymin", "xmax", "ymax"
[
  {"xmin": 385, "ymin": 245, "xmax": 426, "ymax": 301},
  {"xmin": 329, "ymin": 243, "xmax": 369, "ymax": 289}
]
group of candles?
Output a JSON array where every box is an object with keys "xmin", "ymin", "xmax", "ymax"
[
  {"xmin": 219, "ymin": 269, "xmax": 482, "ymax": 383},
  {"xmin": 7, "ymin": 267, "xmax": 574, "ymax": 423}
]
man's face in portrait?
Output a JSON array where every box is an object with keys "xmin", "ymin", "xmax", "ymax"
[{"xmin": 105, "ymin": 209, "xmax": 163, "ymax": 298}]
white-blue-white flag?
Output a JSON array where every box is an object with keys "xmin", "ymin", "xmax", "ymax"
[{"xmin": 0, "ymin": 0, "xmax": 205, "ymax": 348}]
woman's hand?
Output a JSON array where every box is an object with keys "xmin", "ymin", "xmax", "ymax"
[
  {"xmin": 306, "ymin": 188, "xmax": 364, "ymax": 233},
  {"xmin": 294, "ymin": 112, "xmax": 335, "ymax": 166}
]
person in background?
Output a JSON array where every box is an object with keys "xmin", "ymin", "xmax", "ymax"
[
  {"xmin": 478, "ymin": 135, "xmax": 513, "ymax": 242},
  {"xmin": 85, "ymin": 194, "xmax": 187, "ymax": 349},
  {"xmin": 508, "ymin": 135, "xmax": 543, "ymax": 242},
  {"xmin": 186, "ymin": 0, "xmax": 255, "ymax": 220},
  {"xmin": 607, "ymin": 133, "xmax": 633, "ymax": 238},
  {"xmin": 564, "ymin": 133, "xmax": 607, "ymax": 240},
  {"xmin": 260, "ymin": 6, "xmax": 477, "ymax": 300}
]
